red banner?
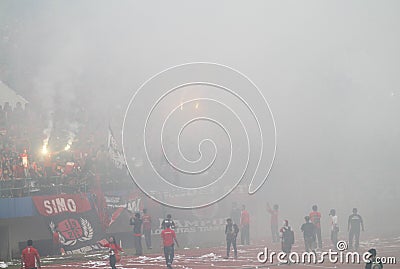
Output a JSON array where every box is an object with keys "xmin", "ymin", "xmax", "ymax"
[{"xmin": 32, "ymin": 194, "xmax": 92, "ymax": 216}]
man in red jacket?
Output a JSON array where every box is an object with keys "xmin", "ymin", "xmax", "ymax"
[
  {"xmin": 240, "ymin": 204, "xmax": 250, "ymax": 245},
  {"xmin": 142, "ymin": 208, "xmax": 152, "ymax": 249},
  {"xmin": 21, "ymin": 240, "xmax": 41, "ymax": 269},
  {"xmin": 309, "ymin": 205, "xmax": 322, "ymax": 250},
  {"xmin": 161, "ymin": 222, "xmax": 179, "ymax": 269},
  {"xmin": 224, "ymin": 218, "xmax": 239, "ymax": 259}
]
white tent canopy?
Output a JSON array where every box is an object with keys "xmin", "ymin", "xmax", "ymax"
[{"xmin": 0, "ymin": 80, "xmax": 29, "ymax": 109}]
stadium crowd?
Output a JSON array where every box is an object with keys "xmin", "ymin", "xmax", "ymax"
[{"xmin": 0, "ymin": 101, "xmax": 122, "ymax": 198}]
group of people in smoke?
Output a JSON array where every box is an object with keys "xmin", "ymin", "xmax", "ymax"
[
  {"xmin": 0, "ymin": 141, "xmax": 100, "ymax": 197},
  {"xmin": 266, "ymin": 203, "xmax": 365, "ymax": 255},
  {"xmin": 227, "ymin": 202, "xmax": 372, "ymax": 265},
  {"xmin": 265, "ymin": 204, "xmax": 383, "ymax": 268},
  {"xmin": 123, "ymin": 207, "xmax": 249, "ymax": 268},
  {"xmin": 20, "ymin": 203, "xmax": 380, "ymax": 269},
  {"xmin": 98, "ymin": 210, "xmax": 178, "ymax": 269},
  {"xmin": 0, "ymin": 102, "xmax": 40, "ymax": 195},
  {"xmin": 102, "ymin": 205, "xmax": 249, "ymax": 269}
]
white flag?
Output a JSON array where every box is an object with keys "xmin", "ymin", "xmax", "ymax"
[{"xmin": 107, "ymin": 127, "xmax": 125, "ymax": 169}]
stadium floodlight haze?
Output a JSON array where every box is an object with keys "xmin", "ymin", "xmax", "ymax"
[{"xmin": 122, "ymin": 63, "xmax": 276, "ymax": 209}]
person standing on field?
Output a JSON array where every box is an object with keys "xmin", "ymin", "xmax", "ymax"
[
  {"xmin": 348, "ymin": 208, "xmax": 364, "ymax": 251},
  {"xmin": 301, "ymin": 216, "xmax": 316, "ymax": 252},
  {"xmin": 224, "ymin": 218, "xmax": 239, "ymax": 259},
  {"xmin": 240, "ymin": 204, "xmax": 250, "ymax": 245},
  {"xmin": 130, "ymin": 212, "xmax": 143, "ymax": 256},
  {"xmin": 309, "ymin": 205, "xmax": 322, "ymax": 250},
  {"xmin": 267, "ymin": 203, "xmax": 279, "ymax": 243},
  {"xmin": 142, "ymin": 208, "xmax": 152, "ymax": 249},
  {"xmin": 329, "ymin": 209, "xmax": 339, "ymax": 249},
  {"xmin": 21, "ymin": 240, "xmax": 41, "ymax": 269},
  {"xmin": 161, "ymin": 222, "xmax": 179, "ymax": 269}
]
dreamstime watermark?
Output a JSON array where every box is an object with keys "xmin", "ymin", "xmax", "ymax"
[
  {"xmin": 257, "ymin": 240, "xmax": 397, "ymax": 265},
  {"xmin": 122, "ymin": 62, "xmax": 277, "ymax": 208}
]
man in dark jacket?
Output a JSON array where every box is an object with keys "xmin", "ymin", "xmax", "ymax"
[
  {"xmin": 161, "ymin": 214, "xmax": 176, "ymax": 230},
  {"xmin": 301, "ymin": 216, "xmax": 316, "ymax": 252},
  {"xmin": 130, "ymin": 212, "xmax": 143, "ymax": 255},
  {"xmin": 224, "ymin": 218, "xmax": 239, "ymax": 259},
  {"xmin": 365, "ymin": 248, "xmax": 383, "ymax": 269},
  {"xmin": 280, "ymin": 220, "xmax": 294, "ymax": 264},
  {"xmin": 348, "ymin": 208, "xmax": 364, "ymax": 251}
]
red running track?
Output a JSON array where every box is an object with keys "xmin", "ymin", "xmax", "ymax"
[{"xmin": 43, "ymin": 236, "xmax": 400, "ymax": 269}]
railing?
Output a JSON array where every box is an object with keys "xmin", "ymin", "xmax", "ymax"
[{"xmin": 0, "ymin": 176, "xmax": 88, "ymax": 198}]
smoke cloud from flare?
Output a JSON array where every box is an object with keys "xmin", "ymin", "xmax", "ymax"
[{"xmin": 42, "ymin": 119, "xmax": 53, "ymax": 155}]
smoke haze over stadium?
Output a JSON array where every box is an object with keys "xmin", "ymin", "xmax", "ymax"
[{"xmin": 1, "ymin": 0, "xmax": 399, "ymax": 244}]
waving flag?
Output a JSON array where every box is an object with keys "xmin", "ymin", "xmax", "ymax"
[
  {"xmin": 108, "ymin": 127, "xmax": 125, "ymax": 169},
  {"xmin": 32, "ymin": 194, "xmax": 104, "ymax": 254}
]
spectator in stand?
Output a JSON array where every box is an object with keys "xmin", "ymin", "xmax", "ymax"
[
  {"xmin": 29, "ymin": 161, "xmax": 43, "ymax": 180},
  {"xmin": 1, "ymin": 154, "xmax": 12, "ymax": 180},
  {"xmin": 20, "ymin": 149, "xmax": 30, "ymax": 178},
  {"xmin": 14, "ymin": 155, "xmax": 25, "ymax": 178},
  {"xmin": 64, "ymin": 160, "xmax": 78, "ymax": 177}
]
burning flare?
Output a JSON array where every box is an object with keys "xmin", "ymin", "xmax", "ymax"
[{"xmin": 42, "ymin": 141, "xmax": 48, "ymax": 155}]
